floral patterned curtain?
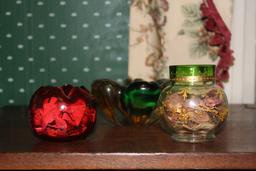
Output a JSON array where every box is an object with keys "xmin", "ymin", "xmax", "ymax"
[{"xmin": 128, "ymin": 0, "xmax": 234, "ymax": 87}]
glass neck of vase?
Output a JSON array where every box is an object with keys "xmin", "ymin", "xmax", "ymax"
[{"xmin": 169, "ymin": 65, "xmax": 216, "ymax": 86}]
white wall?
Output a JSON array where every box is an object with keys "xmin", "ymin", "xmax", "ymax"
[{"xmin": 225, "ymin": 0, "xmax": 256, "ymax": 104}]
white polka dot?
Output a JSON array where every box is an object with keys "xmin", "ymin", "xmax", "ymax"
[
  {"xmin": 82, "ymin": 23, "xmax": 89, "ymax": 28},
  {"xmin": 83, "ymin": 67, "xmax": 90, "ymax": 72},
  {"xmin": 38, "ymin": 24, "xmax": 44, "ymax": 28},
  {"xmin": 6, "ymin": 34, "xmax": 12, "ymax": 38},
  {"xmin": 0, "ymin": 45, "xmax": 2, "ymax": 49},
  {"xmin": 18, "ymin": 66, "xmax": 24, "ymax": 71},
  {"xmin": 17, "ymin": 44, "xmax": 24, "ymax": 49},
  {"xmin": 116, "ymin": 78, "xmax": 123, "ymax": 83},
  {"xmin": 29, "ymin": 79, "xmax": 35, "ymax": 83},
  {"xmin": 105, "ymin": 68, "xmax": 112, "ymax": 72},
  {"xmin": 93, "ymin": 35, "xmax": 100, "ymax": 39},
  {"xmin": 19, "ymin": 88, "xmax": 25, "ymax": 93},
  {"xmin": 5, "ymin": 11, "xmax": 12, "ymax": 16},
  {"xmin": 7, "ymin": 56, "xmax": 13, "ymax": 60},
  {"xmin": 82, "ymin": 1, "xmax": 88, "ymax": 5},
  {"xmin": 61, "ymin": 68, "xmax": 68, "ymax": 72},
  {"xmin": 28, "ymin": 57, "xmax": 34, "ymax": 62},
  {"xmin": 105, "ymin": 23, "xmax": 111, "ymax": 28},
  {"xmin": 93, "ymin": 12, "xmax": 100, "ymax": 16},
  {"xmin": 116, "ymin": 56, "xmax": 122, "ymax": 61},
  {"xmin": 0, "ymin": 89, "xmax": 3, "ymax": 93},
  {"xmin": 105, "ymin": 1, "xmax": 111, "ymax": 5},
  {"xmin": 83, "ymin": 46, "xmax": 89, "ymax": 50},
  {"xmin": 38, "ymin": 46, "xmax": 45, "ymax": 51},
  {"xmin": 26, "ymin": 13, "xmax": 33, "ymax": 17},
  {"xmin": 50, "ymin": 57, "xmax": 56, "ymax": 62},
  {"xmin": 49, "ymin": 35, "xmax": 56, "ymax": 39},
  {"xmin": 49, "ymin": 12, "xmax": 55, "ymax": 17},
  {"xmin": 71, "ymin": 12, "xmax": 77, "ymax": 17},
  {"xmin": 17, "ymin": 22, "xmax": 23, "ymax": 27},
  {"xmin": 72, "ymin": 57, "xmax": 78, "ymax": 61},
  {"xmin": 71, "ymin": 35, "xmax": 78, "ymax": 39},
  {"xmin": 127, "ymin": 0, "xmax": 131, "ymax": 4},
  {"xmin": 116, "ymin": 34, "xmax": 123, "ymax": 39},
  {"xmin": 50, "ymin": 79, "xmax": 57, "ymax": 83},
  {"xmin": 37, "ymin": 1, "xmax": 44, "ymax": 6},
  {"xmin": 16, "ymin": 0, "xmax": 22, "ymax": 4},
  {"xmin": 9, "ymin": 99, "xmax": 15, "ymax": 104},
  {"xmin": 39, "ymin": 68, "xmax": 46, "ymax": 72},
  {"xmin": 60, "ymin": 1, "xmax": 66, "ymax": 5},
  {"xmin": 72, "ymin": 79, "xmax": 79, "ymax": 83},
  {"xmin": 60, "ymin": 46, "xmax": 67, "ymax": 51},
  {"xmin": 60, "ymin": 24, "xmax": 67, "ymax": 28},
  {"xmin": 27, "ymin": 35, "xmax": 33, "ymax": 40},
  {"xmin": 7, "ymin": 77, "xmax": 14, "ymax": 82},
  {"xmin": 116, "ymin": 12, "xmax": 122, "ymax": 16},
  {"xmin": 94, "ymin": 57, "xmax": 100, "ymax": 61},
  {"xmin": 105, "ymin": 46, "xmax": 111, "ymax": 50},
  {"xmin": 0, "ymin": 67, "xmax": 2, "ymax": 71}
]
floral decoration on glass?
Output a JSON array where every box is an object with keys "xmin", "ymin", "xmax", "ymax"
[
  {"xmin": 91, "ymin": 78, "xmax": 170, "ymax": 126},
  {"xmin": 155, "ymin": 65, "xmax": 229, "ymax": 143},
  {"xmin": 29, "ymin": 84, "xmax": 96, "ymax": 140}
]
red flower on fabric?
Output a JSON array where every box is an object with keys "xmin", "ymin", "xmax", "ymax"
[
  {"xmin": 208, "ymin": 34, "xmax": 225, "ymax": 46},
  {"xmin": 204, "ymin": 18, "xmax": 217, "ymax": 31},
  {"xmin": 160, "ymin": 0, "xmax": 169, "ymax": 12},
  {"xmin": 216, "ymin": 66, "xmax": 229, "ymax": 82},
  {"xmin": 30, "ymin": 85, "xmax": 96, "ymax": 140},
  {"xmin": 200, "ymin": 0, "xmax": 234, "ymax": 87}
]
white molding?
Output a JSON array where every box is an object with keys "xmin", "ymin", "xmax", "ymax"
[
  {"xmin": 225, "ymin": 0, "xmax": 245, "ymax": 104},
  {"xmin": 225, "ymin": 0, "xmax": 256, "ymax": 104},
  {"xmin": 242, "ymin": 0, "xmax": 256, "ymax": 104}
]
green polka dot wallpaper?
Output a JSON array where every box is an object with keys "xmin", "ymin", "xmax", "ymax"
[{"xmin": 0, "ymin": 0, "xmax": 130, "ymax": 106}]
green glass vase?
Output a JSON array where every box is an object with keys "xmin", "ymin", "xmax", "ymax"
[{"xmin": 156, "ymin": 65, "xmax": 229, "ymax": 143}]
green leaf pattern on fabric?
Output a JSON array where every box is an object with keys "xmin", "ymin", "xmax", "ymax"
[{"xmin": 179, "ymin": 3, "xmax": 214, "ymax": 59}]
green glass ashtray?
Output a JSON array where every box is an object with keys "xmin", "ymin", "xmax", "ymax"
[{"xmin": 91, "ymin": 78, "xmax": 170, "ymax": 126}]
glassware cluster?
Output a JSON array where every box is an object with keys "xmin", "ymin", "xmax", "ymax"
[
  {"xmin": 29, "ymin": 65, "xmax": 229, "ymax": 143},
  {"xmin": 91, "ymin": 79, "xmax": 169, "ymax": 125}
]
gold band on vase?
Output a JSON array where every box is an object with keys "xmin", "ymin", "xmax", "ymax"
[{"xmin": 170, "ymin": 76, "xmax": 215, "ymax": 82}]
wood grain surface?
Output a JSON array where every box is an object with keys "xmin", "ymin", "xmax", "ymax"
[{"xmin": 0, "ymin": 105, "xmax": 256, "ymax": 169}]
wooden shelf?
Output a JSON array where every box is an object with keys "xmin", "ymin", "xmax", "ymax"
[{"xmin": 0, "ymin": 105, "xmax": 256, "ymax": 169}]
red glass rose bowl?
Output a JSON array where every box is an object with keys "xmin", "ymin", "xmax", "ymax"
[{"xmin": 29, "ymin": 84, "xmax": 96, "ymax": 140}]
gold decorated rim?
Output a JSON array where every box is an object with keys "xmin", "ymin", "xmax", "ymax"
[
  {"xmin": 169, "ymin": 65, "xmax": 216, "ymax": 82},
  {"xmin": 170, "ymin": 76, "xmax": 215, "ymax": 82}
]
